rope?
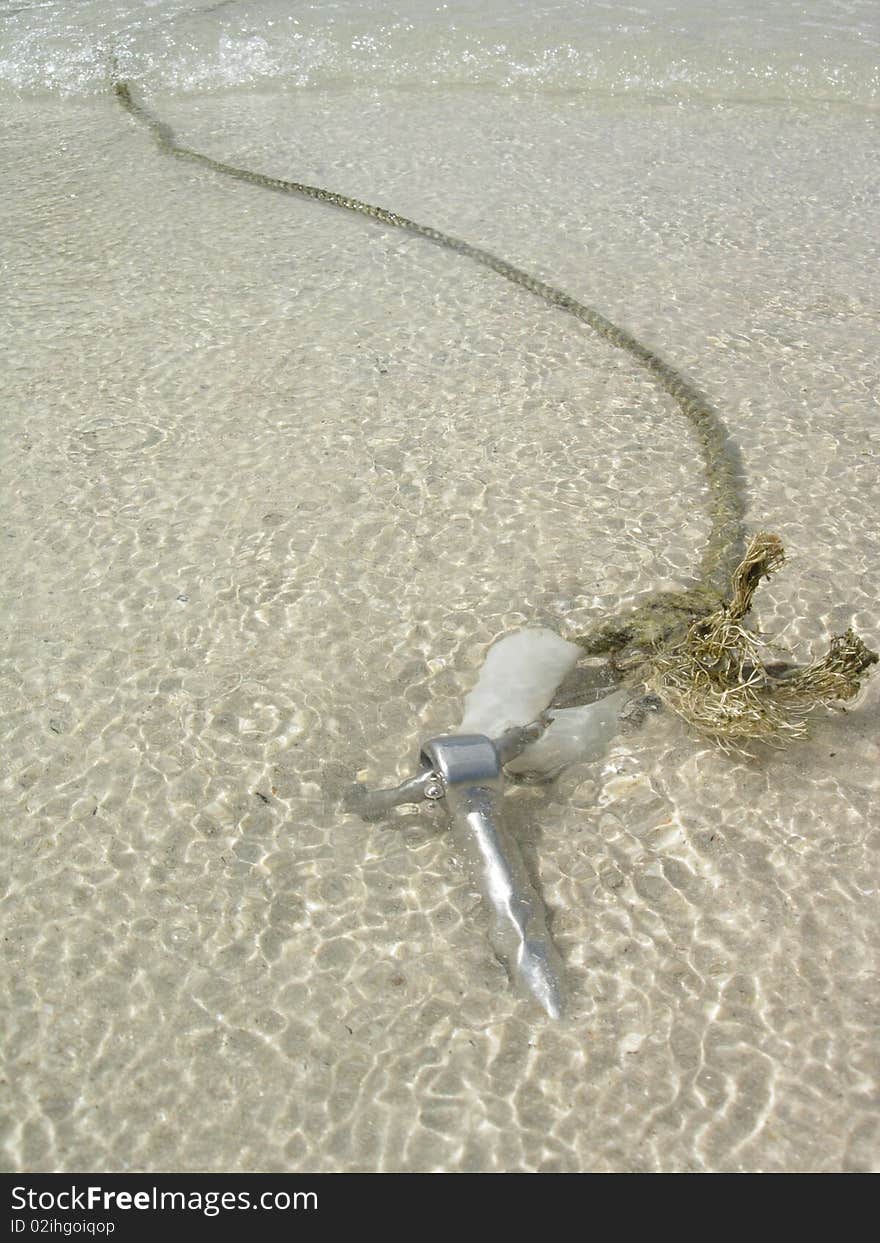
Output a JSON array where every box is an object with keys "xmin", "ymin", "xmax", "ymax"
[{"xmin": 112, "ymin": 77, "xmax": 748, "ymax": 657}]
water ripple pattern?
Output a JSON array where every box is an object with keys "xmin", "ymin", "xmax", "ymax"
[{"xmin": 1, "ymin": 6, "xmax": 879, "ymax": 1175}]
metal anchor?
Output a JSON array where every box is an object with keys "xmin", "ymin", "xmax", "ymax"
[{"xmin": 346, "ymin": 719, "xmax": 565, "ymax": 1019}]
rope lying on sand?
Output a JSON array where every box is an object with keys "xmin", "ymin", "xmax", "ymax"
[
  {"xmin": 111, "ymin": 79, "xmax": 744, "ymax": 628},
  {"xmin": 111, "ymin": 76, "xmax": 876, "ymax": 745}
]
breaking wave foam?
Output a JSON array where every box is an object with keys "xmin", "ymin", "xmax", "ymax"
[{"xmin": 1, "ymin": 0, "xmax": 877, "ymax": 104}]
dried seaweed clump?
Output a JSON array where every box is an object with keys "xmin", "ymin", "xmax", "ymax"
[{"xmin": 646, "ymin": 533, "xmax": 878, "ymax": 748}]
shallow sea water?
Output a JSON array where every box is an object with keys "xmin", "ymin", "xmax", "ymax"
[{"xmin": 1, "ymin": 2, "xmax": 879, "ymax": 1172}]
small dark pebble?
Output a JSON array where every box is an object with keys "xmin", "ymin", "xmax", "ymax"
[{"xmin": 619, "ymin": 692, "xmax": 663, "ymax": 733}]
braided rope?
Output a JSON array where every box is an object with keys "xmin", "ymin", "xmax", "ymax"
[{"xmin": 113, "ymin": 77, "xmax": 747, "ymax": 655}]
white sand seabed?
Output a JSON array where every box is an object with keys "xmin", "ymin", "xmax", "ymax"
[{"xmin": 2, "ymin": 85, "xmax": 879, "ymax": 1171}]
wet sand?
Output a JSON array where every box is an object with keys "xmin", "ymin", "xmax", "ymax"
[{"xmin": 2, "ymin": 86, "xmax": 878, "ymax": 1171}]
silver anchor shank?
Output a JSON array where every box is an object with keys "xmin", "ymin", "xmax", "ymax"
[{"xmin": 420, "ymin": 734, "xmax": 565, "ymax": 1019}]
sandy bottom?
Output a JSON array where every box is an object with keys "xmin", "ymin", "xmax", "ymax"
[{"xmin": 1, "ymin": 86, "xmax": 878, "ymax": 1172}]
